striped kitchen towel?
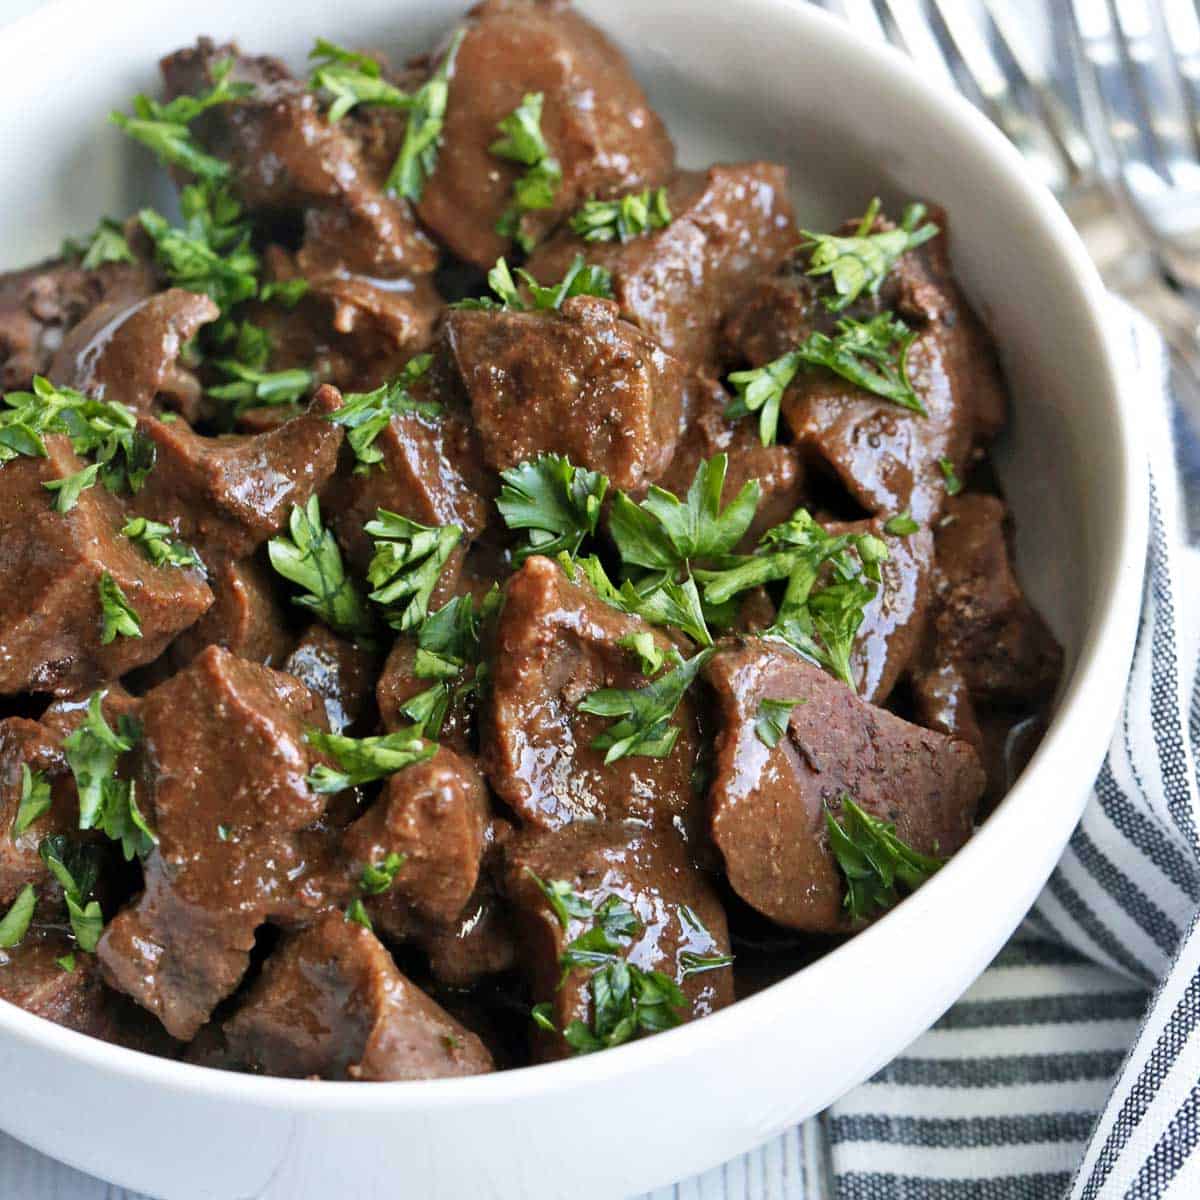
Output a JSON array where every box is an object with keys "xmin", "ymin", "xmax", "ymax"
[{"xmin": 827, "ymin": 302, "xmax": 1200, "ymax": 1198}]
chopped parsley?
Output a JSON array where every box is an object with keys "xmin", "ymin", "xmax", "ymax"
[
  {"xmin": 365, "ymin": 510, "xmax": 462, "ymax": 632},
  {"xmin": 386, "ymin": 29, "xmax": 465, "ymax": 201},
  {"xmin": 497, "ymin": 453, "xmax": 608, "ymax": 562},
  {"xmin": 61, "ymin": 218, "xmax": 135, "ymax": 271},
  {"xmin": 306, "ymin": 727, "xmax": 437, "ymax": 793},
  {"xmin": 0, "ymin": 884, "xmax": 36, "ymax": 949},
  {"xmin": 569, "ymin": 186, "xmax": 672, "ymax": 243},
  {"xmin": 345, "ymin": 898, "xmax": 373, "ymax": 931},
  {"xmin": 308, "ymin": 39, "xmax": 407, "ymax": 122},
  {"xmin": 884, "ymin": 510, "xmax": 920, "ymax": 536},
  {"xmin": 43, "ymin": 462, "xmax": 101, "ymax": 513},
  {"xmin": 754, "ymin": 697, "xmax": 805, "ymax": 749},
  {"xmin": 63, "ymin": 693, "xmax": 154, "ymax": 861},
  {"xmin": 327, "ymin": 355, "xmax": 438, "ymax": 471},
  {"xmin": 97, "ymin": 574, "xmax": 141, "ymax": 645},
  {"xmin": 801, "ymin": 198, "xmax": 939, "ymax": 313},
  {"xmin": 825, "ymin": 794, "xmax": 945, "ymax": 921},
  {"xmin": 12, "ymin": 765, "xmax": 52, "ymax": 838},
  {"xmin": 679, "ymin": 950, "xmax": 735, "ymax": 977},
  {"xmin": 579, "ymin": 647, "xmax": 713, "ymax": 763},
  {"xmin": 57, "ymin": 953, "xmax": 77, "ymax": 973},
  {"xmin": 453, "ymin": 254, "xmax": 612, "ymax": 312},
  {"xmin": 939, "ymin": 457, "xmax": 963, "ymax": 495},
  {"xmin": 39, "ymin": 836, "xmax": 105, "ymax": 953},
  {"xmin": 268, "ymin": 496, "xmax": 374, "ymax": 641},
  {"xmin": 361, "ymin": 852, "xmax": 407, "ymax": 896},
  {"xmin": 698, "ymin": 509, "xmax": 887, "ymax": 690},
  {"xmin": 120, "ymin": 517, "xmax": 203, "ymax": 570},
  {"xmin": 618, "ymin": 631, "xmax": 667, "ymax": 676},
  {"xmin": 490, "ymin": 92, "xmax": 561, "ymax": 252},
  {"xmin": 207, "ymin": 362, "xmax": 313, "ymax": 415},
  {"xmin": 726, "ymin": 313, "xmax": 926, "ymax": 446},
  {"xmin": 110, "ymin": 57, "xmax": 252, "ymax": 180}
]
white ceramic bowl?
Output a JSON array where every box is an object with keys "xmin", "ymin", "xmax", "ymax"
[{"xmin": 0, "ymin": 1, "xmax": 1145, "ymax": 1197}]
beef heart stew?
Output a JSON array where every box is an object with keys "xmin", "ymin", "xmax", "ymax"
[{"xmin": 0, "ymin": 0, "xmax": 1061, "ymax": 1081}]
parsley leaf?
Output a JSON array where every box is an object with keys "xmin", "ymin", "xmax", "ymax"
[
  {"xmin": 725, "ymin": 352, "xmax": 801, "ymax": 448},
  {"xmin": 120, "ymin": 517, "xmax": 202, "ymax": 570},
  {"xmin": 938, "ymin": 457, "xmax": 963, "ymax": 495},
  {"xmin": 884, "ymin": 510, "xmax": 919, "ymax": 536},
  {"xmin": 525, "ymin": 870, "xmax": 594, "ymax": 929},
  {"xmin": 801, "ymin": 198, "xmax": 939, "ymax": 313},
  {"xmin": 497, "ymin": 453, "xmax": 608, "ymax": 562},
  {"xmin": 13, "ymin": 764, "xmax": 52, "ymax": 837},
  {"xmin": 824, "ymin": 794, "xmax": 945, "ymax": 921},
  {"xmin": 618, "ymin": 631, "xmax": 666, "ymax": 676},
  {"xmin": 490, "ymin": 92, "xmax": 562, "ymax": 252},
  {"xmin": 62, "ymin": 693, "xmax": 153, "ymax": 861},
  {"xmin": 43, "ymin": 462, "xmax": 101, "ymax": 513},
  {"xmin": 0, "ymin": 884, "xmax": 36, "ymax": 949},
  {"xmin": 306, "ymin": 727, "xmax": 437, "ymax": 793},
  {"xmin": 609, "ymin": 454, "xmax": 760, "ymax": 573},
  {"xmin": 345, "ymin": 898, "xmax": 373, "ymax": 931},
  {"xmin": 38, "ymin": 836, "xmax": 105, "ymax": 952},
  {"xmin": 308, "ymin": 38, "xmax": 408, "ymax": 122},
  {"xmin": 453, "ymin": 254, "xmax": 612, "ymax": 312},
  {"xmin": 386, "ymin": 29, "xmax": 464, "ymax": 201},
  {"xmin": 110, "ymin": 58, "xmax": 252, "ymax": 180},
  {"xmin": 327, "ymin": 355, "xmax": 438, "ymax": 471},
  {"xmin": 754, "ymin": 697, "xmax": 805, "ymax": 748},
  {"xmin": 679, "ymin": 950, "xmax": 735, "ymax": 977},
  {"xmin": 365, "ymin": 511, "xmax": 462, "ymax": 632},
  {"xmin": 62, "ymin": 218, "xmax": 135, "ymax": 271},
  {"xmin": 623, "ymin": 574, "xmax": 712, "ymax": 647},
  {"xmin": 579, "ymin": 647, "xmax": 713, "ymax": 764},
  {"xmin": 207, "ymin": 362, "xmax": 313, "ymax": 415},
  {"xmin": 98, "ymin": 574, "xmax": 141, "ymax": 644},
  {"xmin": 57, "ymin": 953, "xmax": 76, "ymax": 973},
  {"xmin": 569, "ymin": 186, "xmax": 672, "ymax": 243},
  {"xmin": 361, "ymin": 851, "xmax": 406, "ymax": 896},
  {"xmin": 268, "ymin": 496, "xmax": 373, "ymax": 640}
]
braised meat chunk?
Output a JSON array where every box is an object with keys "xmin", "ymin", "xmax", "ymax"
[
  {"xmin": 484, "ymin": 556, "xmax": 701, "ymax": 832},
  {"xmin": 220, "ymin": 911, "xmax": 493, "ymax": 1080},
  {"xmin": 0, "ymin": 438, "xmax": 213, "ymax": 695},
  {"xmin": 97, "ymin": 647, "xmax": 333, "ymax": 1040},
  {"xmin": 415, "ymin": 0, "xmax": 675, "ymax": 266},
  {"xmin": 704, "ymin": 639, "xmax": 984, "ymax": 932},
  {"xmin": 526, "ymin": 164, "xmax": 797, "ymax": 371},
  {"xmin": 445, "ymin": 296, "xmax": 685, "ymax": 492},
  {"xmin": 504, "ymin": 821, "xmax": 733, "ymax": 1061}
]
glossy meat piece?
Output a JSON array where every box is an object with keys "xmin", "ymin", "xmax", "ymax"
[
  {"xmin": 168, "ymin": 554, "xmax": 293, "ymax": 670},
  {"xmin": 526, "ymin": 164, "xmax": 796, "ymax": 371},
  {"xmin": 283, "ymin": 624, "xmax": 377, "ymax": 734},
  {"xmin": 445, "ymin": 296, "xmax": 685, "ymax": 492},
  {"xmin": 728, "ymin": 210, "xmax": 1007, "ymax": 522},
  {"xmin": 343, "ymin": 746, "xmax": 489, "ymax": 925},
  {"xmin": 323, "ymin": 405, "xmax": 489, "ymax": 574},
  {"xmin": 825, "ymin": 516, "xmax": 935, "ymax": 704},
  {"xmin": 0, "ymin": 929, "xmax": 178, "ymax": 1056},
  {"xmin": 0, "ymin": 256, "xmax": 154, "ymax": 392},
  {"xmin": 483, "ymin": 556, "xmax": 701, "ymax": 831},
  {"xmin": 48, "ymin": 288, "xmax": 218, "ymax": 419},
  {"xmin": 503, "ymin": 821, "xmax": 733, "ymax": 1061},
  {"xmin": 130, "ymin": 386, "xmax": 344, "ymax": 561},
  {"xmin": 0, "ymin": 437, "xmax": 214, "ymax": 696},
  {"xmin": 40, "ymin": 683, "xmax": 141, "ymax": 743},
  {"xmin": 160, "ymin": 39, "xmax": 436, "ymax": 278},
  {"xmin": 656, "ymin": 375, "xmax": 804, "ymax": 550},
  {"xmin": 255, "ymin": 246, "xmax": 442, "ymax": 394},
  {"xmin": 704, "ymin": 639, "xmax": 984, "ymax": 932},
  {"xmin": 220, "ymin": 911, "xmax": 493, "ymax": 1080},
  {"xmin": 416, "ymin": 0, "xmax": 675, "ymax": 266},
  {"xmin": 923, "ymin": 493, "xmax": 1062, "ymax": 705},
  {"xmin": 97, "ymin": 647, "xmax": 333, "ymax": 1039},
  {"xmin": 0, "ymin": 718, "xmax": 74, "ymax": 906}
]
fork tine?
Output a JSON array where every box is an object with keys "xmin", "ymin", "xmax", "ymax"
[
  {"xmin": 928, "ymin": 0, "xmax": 1070, "ymax": 192},
  {"xmin": 822, "ymin": 0, "xmax": 889, "ymax": 43},
  {"xmin": 1108, "ymin": 0, "xmax": 1197, "ymax": 189},
  {"xmin": 981, "ymin": 0, "xmax": 1097, "ymax": 182},
  {"xmin": 1159, "ymin": 0, "xmax": 1200, "ymax": 150},
  {"xmin": 876, "ymin": 0, "xmax": 959, "ymax": 90}
]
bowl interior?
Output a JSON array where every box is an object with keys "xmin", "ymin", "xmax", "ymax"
[{"xmin": 0, "ymin": 2, "xmax": 1141, "ymax": 1197}]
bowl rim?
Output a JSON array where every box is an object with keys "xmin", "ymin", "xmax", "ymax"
[{"xmin": 0, "ymin": 0, "xmax": 1147, "ymax": 1115}]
